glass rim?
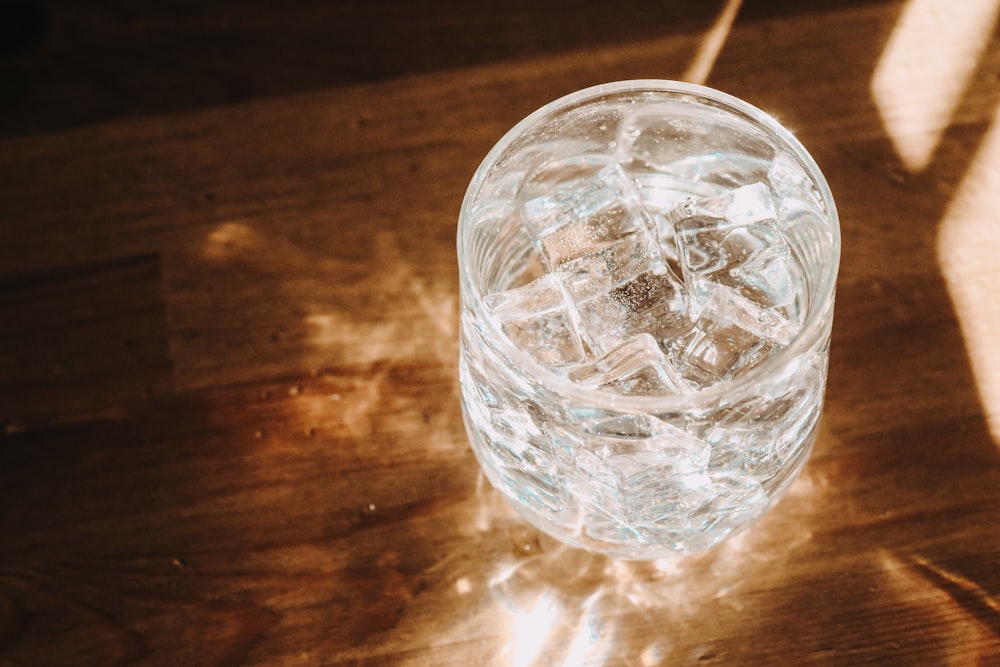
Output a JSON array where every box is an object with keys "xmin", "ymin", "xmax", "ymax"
[{"xmin": 458, "ymin": 79, "xmax": 841, "ymax": 412}]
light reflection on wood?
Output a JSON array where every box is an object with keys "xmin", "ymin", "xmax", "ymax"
[
  {"xmin": 871, "ymin": 0, "xmax": 1000, "ymax": 171},
  {"xmin": 939, "ymin": 104, "xmax": 1000, "ymax": 445}
]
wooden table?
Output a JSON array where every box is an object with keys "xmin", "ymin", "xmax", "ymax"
[{"xmin": 2, "ymin": 1, "xmax": 999, "ymax": 664}]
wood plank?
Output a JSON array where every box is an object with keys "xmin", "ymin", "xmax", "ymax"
[{"xmin": 1, "ymin": 0, "xmax": 999, "ymax": 664}]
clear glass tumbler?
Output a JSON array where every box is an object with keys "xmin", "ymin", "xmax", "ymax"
[{"xmin": 458, "ymin": 80, "xmax": 839, "ymax": 560}]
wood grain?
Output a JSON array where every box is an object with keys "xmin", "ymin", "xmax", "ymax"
[{"xmin": 1, "ymin": 0, "xmax": 999, "ymax": 664}]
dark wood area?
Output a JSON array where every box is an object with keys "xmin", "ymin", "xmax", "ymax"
[{"xmin": 2, "ymin": 1, "xmax": 999, "ymax": 664}]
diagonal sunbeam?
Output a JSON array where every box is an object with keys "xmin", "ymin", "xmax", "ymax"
[
  {"xmin": 683, "ymin": 0, "xmax": 744, "ymax": 85},
  {"xmin": 938, "ymin": 103, "xmax": 1000, "ymax": 446},
  {"xmin": 872, "ymin": 0, "xmax": 1000, "ymax": 172}
]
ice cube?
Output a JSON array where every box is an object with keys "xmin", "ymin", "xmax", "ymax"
[
  {"xmin": 627, "ymin": 471, "xmax": 715, "ymax": 528},
  {"xmin": 707, "ymin": 355, "xmax": 825, "ymax": 478},
  {"xmin": 767, "ymin": 153, "xmax": 833, "ymax": 306},
  {"xmin": 558, "ymin": 223, "xmax": 665, "ymax": 292},
  {"xmin": 652, "ymin": 212, "xmax": 684, "ymax": 280},
  {"xmin": 617, "ymin": 102, "xmax": 772, "ymax": 189},
  {"xmin": 559, "ymin": 234, "xmax": 686, "ymax": 354},
  {"xmin": 568, "ymin": 333, "xmax": 689, "ymax": 396},
  {"xmin": 615, "ymin": 103, "xmax": 712, "ymax": 172},
  {"xmin": 767, "ymin": 152, "xmax": 826, "ymax": 219},
  {"xmin": 583, "ymin": 272, "xmax": 690, "ymax": 355},
  {"xmin": 677, "ymin": 181, "xmax": 777, "ymax": 226},
  {"xmin": 482, "ymin": 408, "xmax": 544, "ymax": 467},
  {"xmin": 631, "ymin": 170, "xmax": 727, "ymax": 209},
  {"xmin": 618, "ymin": 461, "xmax": 715, "ymax": 535},
  {"xmin": 684, "ymin": 472, "xmax": 768, "ymax": 550},
  {"xmin": 484, "ymin": 273, "xmax": 585, "ymax": 367},
  {"xmin": 674, "ymin": 286, "xmax": 800, "ymax": 387},
  {"xmin": 517, "ymin": 153, "xmax": 618, "ymax": 199},
  {"xmin": 585, "ymin": 413, "xmax": 711, "ymax": 468},
  {"xmin": 575, "ymin": 414, "xmax": 713, "ymax": 528},
  {"xmin": 520, "ymin": 163, "xmax": 660, "ymax": 269},
  {"xmin": 671, "ymin": 183, "xmax": 796, "ymax": 310}
]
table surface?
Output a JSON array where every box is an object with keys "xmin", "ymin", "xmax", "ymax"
[{"xmin": 2, "ymin": 1, "xmax": 1000, "ymax": 664}]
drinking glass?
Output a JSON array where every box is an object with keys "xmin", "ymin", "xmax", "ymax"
[{"xmin": 457, "ymin": 80, "xmax": 839, "ymax": 559}]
